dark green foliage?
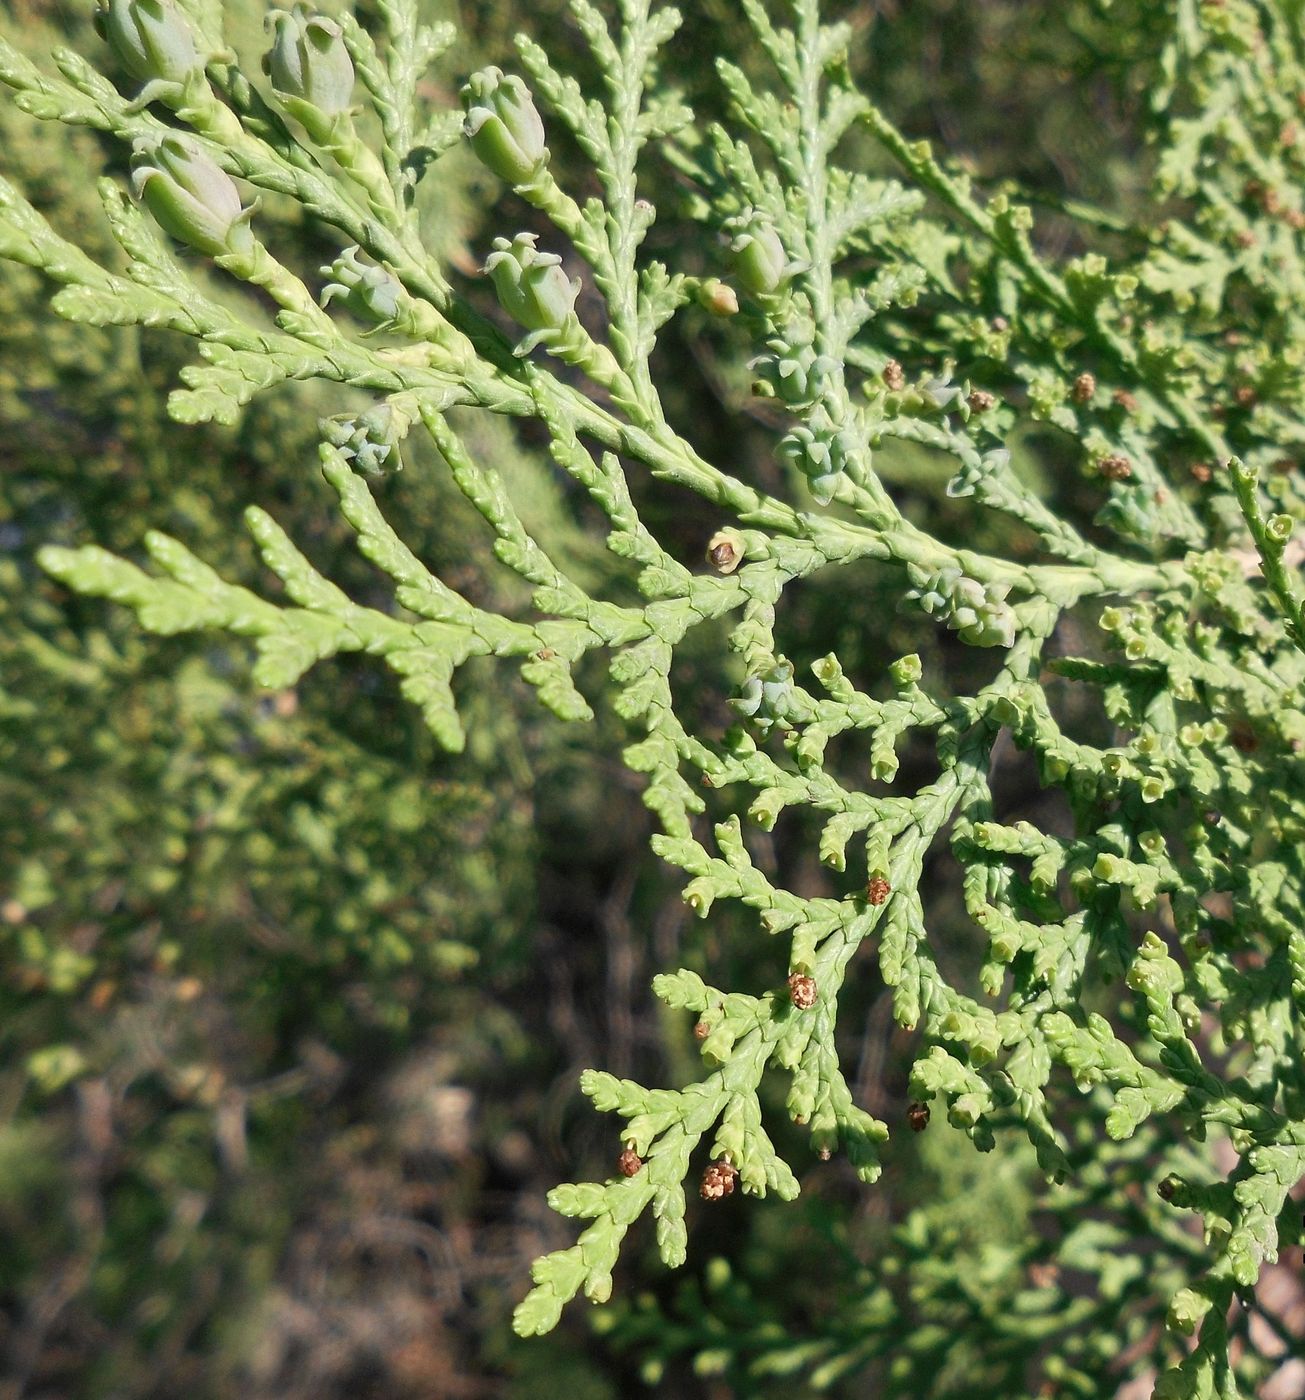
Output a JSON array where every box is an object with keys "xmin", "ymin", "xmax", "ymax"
[{"xmin": 0, "ymin": 4, "xmax": 603, "ymax": 1391}]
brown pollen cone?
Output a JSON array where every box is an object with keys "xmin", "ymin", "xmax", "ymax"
[
  {"xmin": 700, "ymin": 1159, "xmax": 739, "ymax": 1200},
  {"xmin": 787, "ymin": 972, "xmax": 817, "ymax": 1009}
]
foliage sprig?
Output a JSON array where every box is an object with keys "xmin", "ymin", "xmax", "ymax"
[{"xmin": 5, "ymin": 1, "xmax": 1305, "ymax": 1394}]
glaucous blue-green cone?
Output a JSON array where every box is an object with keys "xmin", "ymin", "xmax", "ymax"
[
  {"xmin": 729, "ymin": 675, "xmax": 764, "ymax": 718},
  {"xmin": 779, "ymin": 425, "xmax": 844, "ymax": 504},
  {"xmin": 462, "ymin": 68, "xmax": 548, "ymax": 186},
  {"xmin": 484, "ymin": 234, "xmax": 578, "ymax": 334},
  {"xmin": 320, "ymin": 247, "xmax": 401, "ymax": 324},
  {"xmin": 321, "ymin": 397, "xmax": 415, "ymax": 477},
  {"xmin": 264, "ymin": 7, "xmax": 354, "ymax": 116},
  {"xmin": 948, "ymin": 576, "xmax": 1016, "ymax": 648},
  {"xmin": 907, "ymin": 565, "xmax": 963, "ymax": 620},
  {"xmin": 905, "ymin": 566, "xmax": 1016, "ymax": 648},
  {"xmin": 130, "ymin": 136, "xmax": 255, "ymax": 259},
  {"xmin": 93, "ymin": 0, "xmax": 202, "ymax": 85}
]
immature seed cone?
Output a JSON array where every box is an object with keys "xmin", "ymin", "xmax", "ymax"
[
  {"xmin": 130, "ymin": 135, "xmax": 254, "ymax": 259},
  {"xmin": 698, "ymin": 278, "xmax": 739, "ymax": 316},
  {"xmin": 906, "ymin": 1101, "xmax": 931, "ymax": 1133},
  {"xmin": 882, "ymin": 359, "xmax": 906, "ymax": 391},
  {"xmin": 700, "ymin": 1159, "xmax": 739, "ymax": 1200},
  {"xmin": 955, "ymin": 577, "xmax": 1016, "ymax": 648},
  {"xmin": 617, "ymin": 1147, "xmax": 643, "ymax": 1177},
  {"xmin": 1099, "ymin": 455, "xmax": 1133, "ymax": 481},
  {"xmin": 787, "ymin": 972, "xmax": 817, "ymax": 1010},
  {"xmin": 1072, "ymin": 372, "xmax": 1096, "ymax": 404},
  {"xmin": 728, "ymin": 217, "xmax": 790, "ymax": 295},
  {"xmin": 94, "ymin": 0, "xmax": 202, "ymax": 85},
  {"xmin": 265, "ymin": 7, "xmax": 355, "ymax": 116},
  {"xmin": 462, "ymin": 67, "xmax": 548, "ymax": 186},
  {"xmin": 706, "ymin": 528, "xmax": 744, "ymax": 575},
  {"xmin": 483, "ymin": 233, "xmax": 578, "ymax": 334},
  {"xmin": 320, "ymin": 246, "xmax": 402, "ymax": 323},
  {"xmin": 321, "ymin": 401, "xmax": 409, "ymax": 477}
]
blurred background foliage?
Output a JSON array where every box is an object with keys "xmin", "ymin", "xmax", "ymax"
[{"xmin": 0, "ymin": 2, "xmax": 1259, "ymax": 1397}]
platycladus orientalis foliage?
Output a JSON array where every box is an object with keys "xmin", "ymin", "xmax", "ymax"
[{"xmin": 3, "ymin": 2, "xmax": 1305, "ymax": 1394}]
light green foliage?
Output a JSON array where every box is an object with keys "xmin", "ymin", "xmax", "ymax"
[{"xmin": 3, "ymin": 0, "xmax": 1305, "ymax": 1395}]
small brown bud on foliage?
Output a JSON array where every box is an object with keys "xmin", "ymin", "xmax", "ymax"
[
  {"xmin": 1099, "ymin": 455, "xmax": 1133, "ymax": 481},
  {"xmin": 700, "ymin": 1159, "xmax": 738, "ymax": 1200},
  {"xmin": 1157, "ymin": 1175, "xmax": 1180, "ymax": 1201},
  {"xmin": 693, "ymin": 1020, "xmax": 710, "ymax": 1040},
  {"xmin": 967, "ymin": 390, "xmax": 995, "ymax": 413},
  {"xmin": 907, "ymin": 1101, "xmax": 930, "ymax": 1132},
  {"xmin": 866, "ymin": 876, "xmax": 891, "ymax": 906},
  {"xmin": 1072, "ymin": 373, "xmax": 1096, "ymax": 404},
  {"xmin": 617, "ymin": 1147, "xmax": 643, "ymax": 1177},
  {"xmin": 882, "ymin": 359, "xmax": 906, "ymax": 391},
  {"xmin": 1111, "ymin": 390, "xmax": 1138, "ymax": 413},
  {"xmin": 787, "ymin": 972, "xmax": 817, "ymax": 1009},
  {"xmin": 90, "ymin": 979, "xmax": 118, "ymax": 1010},
  {"xmin": 1190, "ymin": 462, "xmax": 1213, "ymax": 482},
  {"xmin": 1234, "ymin": 385, "xmax": 1257, "ymax": 407}
]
